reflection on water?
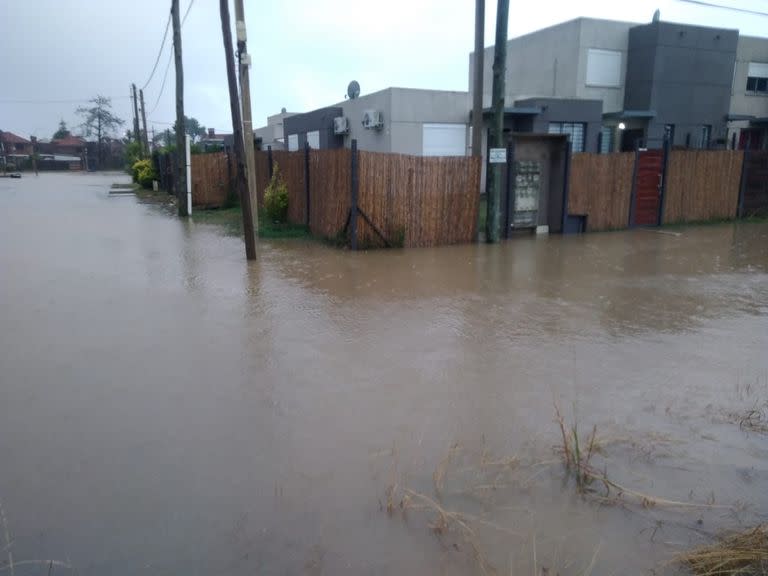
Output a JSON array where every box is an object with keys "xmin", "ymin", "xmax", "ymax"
[{"xmin": 0, "ymin": 173, "xmax": 767, "ymax": 575}]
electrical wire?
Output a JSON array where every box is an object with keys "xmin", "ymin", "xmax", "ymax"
[
  {"xmin": 141, "ymin": 10, "xmax": 172, "ymax": 91},
  {"xmin": 149, "ymin": 52, "xmax": 174, "ymax": 116},
  {"xmin": 676, "ymin": 0, "xmax": 768, "ymax": 16},
  {"xmin": 182, "ymin": 0, "xmax": 195, "ymax": 24},
  {"xmin": 0, "ymin": 97, "xmax": 131, "ymax": 104},
  {"xmin": 147, "ymin": 0, "xmax": 196, "ymax": 118}
]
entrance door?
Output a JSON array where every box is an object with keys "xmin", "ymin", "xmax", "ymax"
[
  {"xmin": 512, "ymin": 160, "xmax": 541, "ymax": 228},
  {"xmin": 621, "ymin": 129, "xmax": 644, "ymax": 152},
  {"xmin": 634, "ymin": 149, "xmax": 664, "ymax": 226}
]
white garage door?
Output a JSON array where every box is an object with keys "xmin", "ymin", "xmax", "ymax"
[{"xmin": 422, "ymin": 124, "xmax": 467, "ymax": 156}]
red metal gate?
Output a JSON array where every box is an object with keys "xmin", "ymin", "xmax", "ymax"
[
  {"xmin": 633, "ymin": 149, "xmax": 664, "ymax": 226},
  {"xmin": 741, "ymin": 150, "xmax": 768, "ymax": 218}
]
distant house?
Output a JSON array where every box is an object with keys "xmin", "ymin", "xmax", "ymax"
[
  {"xmin": 84, "ymin": 137, "xmax": 125, "ymax": 170},
  {"xmin": 254, "ymin": 109, "xmax": 296, "ymax": 151},
  {"xmin": 0, "ymin": 131, "xmax": 33, "ymax": 162},
  {"xmin": 199, "ymin": 128, "xmax": 231, "ymax": 152},
  {"xmin": 281, "ymin": 88, "xmax": 470, "ymax": 156},
  {"xmin": 51, "ymin": 135, "xmax": 86, "ymax": 156}
]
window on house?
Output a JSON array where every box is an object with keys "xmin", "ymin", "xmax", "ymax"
[
  {"xmin": 586, "ymin": 49, "xmax": 622, "ymax": 88},
  {"xmin": 746, "ymin": 62, "xmax": 768, "ymax": 93},
  {"xmin": 599, "ymin": 126, "xmax": 613, "ymax": 154},
  {"xmin": 548, "ymin": 122, "xmax": 586, "ymax": 152},
  {"xmin": 287, "ymin": 134, "xmax": 298, "ymax": 151},
  {"xmin": 699, "ymin": 125, "xmax": 711, "ymax": 149},
  {"xmin": 306, "ymin": 131, "xmax": 320, "ymax": 149}
]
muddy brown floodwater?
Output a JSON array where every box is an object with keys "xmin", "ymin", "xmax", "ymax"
[{"xmin": 1, "ymin": 172, "xmax": 768, "ymax": 575}]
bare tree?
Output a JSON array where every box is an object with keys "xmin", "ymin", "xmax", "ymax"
[{"xmin": 77, "ymin": 96, "xmax": 124, "ymax": 168}]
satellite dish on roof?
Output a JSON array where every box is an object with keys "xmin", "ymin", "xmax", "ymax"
[
  {"xmin": 653, "ymin": 9, "xmax": 660, "ymax": 22},
  {"xmin": 347, "ymin": 80, "xmax": 361, "ymax": 100}
]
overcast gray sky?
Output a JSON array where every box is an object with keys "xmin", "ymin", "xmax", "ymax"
[{"xmin": 1, "ymin": 0, "xmax": 766, "ymax": 139}]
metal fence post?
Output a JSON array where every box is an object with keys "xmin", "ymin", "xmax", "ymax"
[
  {"xmin": 350, "ymin": 139, "xmax": 359, "ymax": 250},
  {"xmin": 267, "ymin": 145, "xmax": 273, "ymax": 180},
  {"xmin": 628, "ymin": 144, "xmax": 640, "ymax": 227},
  {"xmin": 657, "ymin": 136, "xmax": 671, "ymax": 226},
  {"xmin": 737, "ymin": 147, "xmax": 750, "ymax": 219},
  {"xmin": 304, "ymin": 140, "xmax": 310, "ymax": 227},
  {"xmin": 561, "ymin": 140, "xmax": 573, "ymax": 233},
  {"xmin": 503, "ymin": 138, "xmax": 514, "ymax": 238}
]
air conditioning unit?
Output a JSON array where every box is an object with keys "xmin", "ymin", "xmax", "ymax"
[
  {"xmin": 361, "ymin": 109, "xmax": 384, "ymax": 130},
  {"xmin": 333, "ymin": 116, "xmax": 349, "ymax": 135}
]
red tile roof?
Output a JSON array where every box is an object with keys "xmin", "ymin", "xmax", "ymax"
[
  {"xmin": 0, "ymin": 131, "xmax": 31, "ymax": 145},
  {"xmin": 52, "ymin": 136, "xmax": 86, "ymax": 147}
]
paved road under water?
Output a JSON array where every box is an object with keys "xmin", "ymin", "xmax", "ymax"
[{"xmin": 1, "ymin": 172, "xmax": 768, "ymax": 575}]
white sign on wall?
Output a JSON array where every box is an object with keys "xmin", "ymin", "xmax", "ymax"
[{"xmin": 489, "ymin": 148, "xmax": 507, "ymax": 163}]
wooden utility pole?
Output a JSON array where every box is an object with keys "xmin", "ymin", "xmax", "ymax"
[
  {"xmin": 172, "ymin": 0, "xmax": 188, "ymax": 216},
  {"xmin": 472, "ymin": 0, "xmax": 485, "ymax": 158},
  {"xmin": 131, "ymin": 83, "xmax": 142, "ymax": 158},
  {"xmin": 234, "ymin": 0, "xmax": 259, "ymax": 237},
  {"xmin": 485, "ymin": 0, "xmax": 509, "ymax": 243},
  {"xmin": 139, "ymin": 89, "xmax": 150, "ymax": 155},
  {"xmin": 220, "ymin": 0, "xmax": 256, "ymax": 259}
]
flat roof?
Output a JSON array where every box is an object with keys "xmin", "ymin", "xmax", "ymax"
[{"xmin": 603, "ymin": 110, "xmax": 656, "ymax": 120}]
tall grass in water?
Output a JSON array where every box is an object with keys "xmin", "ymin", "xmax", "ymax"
[
  {"xmin": 677, "ymin": 524, "xmax": 768, "ymax": 575},
  {"xmin": 554, "ymin": 403, "xmax": 598, "ymax": 492}
]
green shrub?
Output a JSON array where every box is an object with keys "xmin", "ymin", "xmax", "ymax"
[
  {"xmin": 264, "ymin": 162, "xmax": 289, "ymax": 223},
  {"xmin": 131, "ymin": 159, "xmax": 157, "ymax": 189},
  {"xmin": 125, "ymin": 141, "xmax": 142, "ymax": 169}
]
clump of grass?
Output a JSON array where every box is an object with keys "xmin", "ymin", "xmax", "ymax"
[
  {"xmin": 740, "ymin": 402, "xmax": 768, "ymax": 434},
  {"xmin": 553, "ymin": 404, "xmax": 727, "ymax": 510},
  {"xmin": 676, "ymin": 524, "xmax": 768, "ymax": 575},
  {"xmin": 191, "ymin": 204, "xmax": 309, "ymax": 239},
  {"xmin": 554, "ymin": 403, "xmax": 598, "ymax": 492},
  {"xmin": 381, "ymin": 441, "xmax": 525, "ymax": 575}
]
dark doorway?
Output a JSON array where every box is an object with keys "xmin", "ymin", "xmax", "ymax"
[
  {"xmin": 621, "ymin": 129, "xmax": 644, "ymax": 152},
  {"xmin": 739, "ymin": 129, "xmax": 765, "ymax": 150},
  {"xmin": 633, "ymin": 150, "xmax": 664, "ymax": 226}
]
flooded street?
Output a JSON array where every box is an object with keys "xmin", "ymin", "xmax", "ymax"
[{"xmin": 1, "ymin": 172, "xmax": 768, "ymax": 575}]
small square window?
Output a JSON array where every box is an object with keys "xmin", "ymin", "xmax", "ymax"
[{"xmin": 747, "ymin": 76, "xmax": 768, "ymax": 93}]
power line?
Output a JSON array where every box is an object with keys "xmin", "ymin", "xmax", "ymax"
[
  {"xmin": 676, "ymin": 0, "xmax": 768, "ymax": 16},
  {"xmin": 182, "ymin": 0, "xmax": 195, "ymax": 24},
  {"xmin": 147, "ymin": 0, "xmax": 195, "ymax": 118},
  {"xmin": 149, "ymin": 51, "xmax": 174, "ymax": 116},
  {"xmin": 0, "ymin": 97, "xmax": 131, "ymax": 104},
  {"xmin": 141, "ymin": 10, "xmax": 172, "ymax": 91}
]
